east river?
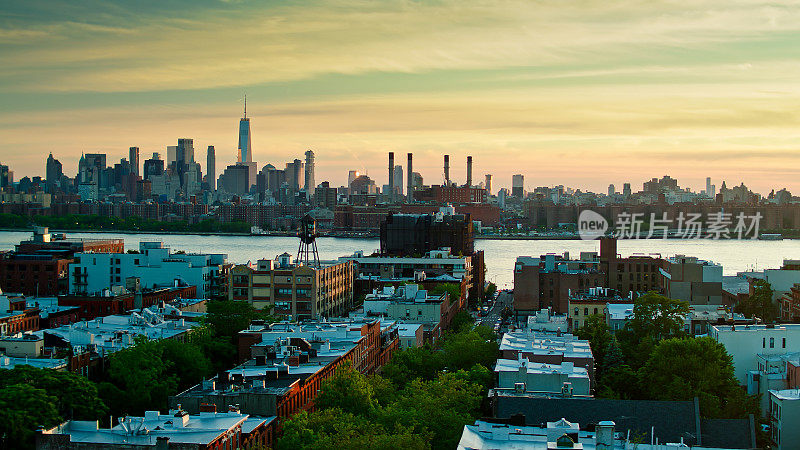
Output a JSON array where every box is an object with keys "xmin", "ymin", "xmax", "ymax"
[{"xmin": 2, "ymin": 231, "xmax": 800, "ymax": 288}]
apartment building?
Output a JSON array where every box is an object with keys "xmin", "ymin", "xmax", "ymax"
[{"xmin": 229, "ymin": 253, "xmax": 354, "ymax": 319}]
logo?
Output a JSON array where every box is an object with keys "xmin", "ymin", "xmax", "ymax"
[{"xmin": 578, "ymin": 210, "xmax": 608, "ymax": 240}]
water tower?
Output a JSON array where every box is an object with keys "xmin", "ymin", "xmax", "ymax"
[{"xmin": 297, "ymin": 215, "xmax": 320, "ymax": 268}]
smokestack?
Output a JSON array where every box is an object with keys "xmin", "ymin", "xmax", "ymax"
[
  {"xmin": 407, "ymin": 153, "xmax": 413, "ymax": 202},
  {"xmin": 444, "ymin": 155, "xmax": 450, "ymax": 186},
  {"xmin": 388, "ymin": 152, "xmax": 395, "ymax": 193},
  {"xmin": 466, "ymin": 156, "xmax": 473, "ymax": 187}
]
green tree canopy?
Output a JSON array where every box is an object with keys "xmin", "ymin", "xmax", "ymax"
[
  {"xmin": 314, "ymin": 362, "xmax": 378, "ymax": 416},
  {"xmin": 735, "ymin": 279, "xmax": 778, "ymax": 323},
  {"xmin": 617, "ymin": 293, "xmax": 689, "ymax": 368},
  {"xmin": 640, "ymin": 337, "xmax": 759, "ymax": 418}
]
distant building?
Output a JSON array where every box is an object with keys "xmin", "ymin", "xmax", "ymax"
[
  {"xmin": 499, "ymin": 329, "xmax": 595, "ymax": 383},
  {"xmin": 567, "ymin": 287, "xmax": 636, "ymax": 330},
  {"xmin": 304, "ymin": 149, "xmax": 315, "ymax": 194},
  {"xmin": 599, "ymin": 237, "xmax": 663, "ymax": 295},
  {"xmin": 380, "ymin": 207, "xmax": 474, "ymax": 257},
  {"xmin": 128, "ymin": 146, "xmax": 139, "ymax": 176},
  {"xmin": 220, "ymin": 164, "xmax": 251, "ymax": 195},
  {"xmin": 512, "ymin": 174, "xmax": 524, "ymax": 198},
  {"xmin": 413, "ymin": 185, "xmax": 487, "ymax": 204},
  {"xmin": 206, "ymin": 145, "xmax": 216, "ymax": 190}
]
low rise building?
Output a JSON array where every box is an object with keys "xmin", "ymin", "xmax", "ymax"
[
  {"xmin": 495, "ymin": 356, "xmax": 590, "ymax": 396},
  {"xmin": 176, "ymin": 319, "xmax": 397, "ymax": 419},
  {"xmin": 660, "ymin": 255, "xmax": 723, "ymax": 305},
  {"xmin": 525, "ymin": 308, "xmax": 569, "ymax": 333},
  {"xmin": 769, "ymin": 389, "xmax": 800, "ymax": 450},
  {"xmin": 599, "ymin": 237, "xmax": 664, "ymax": 295},
  {"xmin": 513, "ymin": 253, "xmax": 604, "ymax": 317},
  {"xmin": 568, "ymin": 288, "xmax": 636, "ymax": 331},
  {"xmin": 229, "ymin": 253, "xmax": 354, "ymax": 319},
  {"xmin": 37, "ymin": 408, "xmax": 275, "ymax": 449},
  {"xmin": 364, "ymin": 284, "xmax": 463, "ymax": 344},
  {"xmin": 711, "ymin": 323, "xmax": 800, "ymax": 384},
  {"xmin": 459, "ymin": 418, "xmax": 751, "ymax": 450},
  {"xmin": 58, "ymin": 284, "xmax": 196, "ymax": 321},
  {"xmin": 500, "ymin": 329, "xmax": 594, "ymax": 383},
  {"xmin": 69, "ymin": 241, "xmax": 227, "ymax": 298},
  {"xmin": 491, "ymin": 394, "xmax": 756, "ymax": 449}
]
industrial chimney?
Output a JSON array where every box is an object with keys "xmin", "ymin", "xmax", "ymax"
[
  {"xmin": 466, "ymin": 156, "xmax": 473, "ymax": 187},
  {"xmin": 444, "ymin": 155, "xmax": 450, "ymax": 186},
  {"xmin": 388, "ymin": 152, "xmax": 395, "ymax": 195},
  {"xmin": 407, "ymin": 153, "xmax": 413, "ymax": 202}
]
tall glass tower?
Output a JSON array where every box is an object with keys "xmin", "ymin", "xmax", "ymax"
[{"xmin": 238, "ymin": 97, "xmax": 252, "ymax": 163}]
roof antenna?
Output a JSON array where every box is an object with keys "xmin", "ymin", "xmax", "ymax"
[{"xmin": 244, "ymin": 94, "xmax": 247, "ymax": 119}]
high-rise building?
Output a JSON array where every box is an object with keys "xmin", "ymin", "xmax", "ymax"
[
  {"xmin": 221, "ymin": 164, "xmax": 250, "ymax": 195},
  {"xmin": 286, "ymin": 159, "xmax": 303, "ymax": 192},
  {"xmin": 347, "ymin": 170, "xmax": 360, "ymax": 195},
  {"xmin": 166, "ymin": 146, "xmax": 177, "ymax": 168},
  {"xmin": 393, "ymin": 165, "xmax": 404, "ymax": 196},
  {"xmin": 45, "ymin": 153, "xmax": 62, "ymax": 190},
  {"xmin": 207, "ymin": 146, "xmax": 216, "ymax": 191},
  {"xmin": 143, "ymin": 153, "xmax": 164, "ymax": 180},
  {"xmin": 129, "ymin": 147, "xmax": 140, "ymax": 176},
  {"xmin": 238, "ymin": 97, "xmax": 252, "ymax": 164},
  {"xmin": 512, "ymin": 174, "xmax": 524, "ymax": 198},
  {"xmin": 608, "ymin": 184, "xmax": 615, "ymax": 197},
  {"xmin": 623, "ymin": 183, "xmax": 632, "ymax": 198},
  {"xmin": 304, "ymin": 149, "xmax": 315, "ymax": 193},
  {"xmin": 485, "ymin": 174, "xmax": 492, "ymax": 196},
  {"xmin": 705, "ymin": 177, "xmax": 716, "ymax": 198}
]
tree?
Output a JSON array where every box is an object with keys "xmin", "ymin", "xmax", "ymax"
[
  {"xmin": 441, "ymin": 328, "xmax": 499, "ymax": 373},
  {"xmin": 617, "ymin": 293, "xmax": 689, "ymax": 368},
  {"xmin": 0, "ymin": 366, "xmax": 107, "ymax": 421},
  {"xmin": 314, "ymin": 362, "xmax": 378, "ymax": 416},
  {"xmin": 640, "ymin": 337, "xmax": 759, "ymax": 418},
  {"xmin": 484, "ymin": 283, "xmax": 497, "ymax": 301},
  {"xmin": 449, "ymin": 311, "xmax": 474, "ymax": 333},
  {"xmin": 575, "ymin": 314, "xmax": 612, "ymax": 372},
  {"xmin": 735, "ymin": 279, "xmax": 778, "ymax": 323},
  {"xmin": 276, "ymin": 408, "xmax": 428, "ymax": 450},
  {"xmin": 381, "ymin": 372, "xmax": 483, "ymax": 450},
  {"xmin": 205, "ymin": 299, "xmax": 260, "ymax": 339},
  {"xmin": 0, "ymin": 384, "xmax": 61, "ymax": 448},
  {"xmin": 381, "ymin": 346, "xmax": 443, "ymax": 388},
  {"xmin": 431, "ymin": 283, "xmax": 462, "ymax": 305}
]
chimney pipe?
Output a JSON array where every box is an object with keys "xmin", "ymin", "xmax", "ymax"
[
  {"xmin": 466, "ymin": 156, "xmax": 473, "ymax": 187},
  {"xmin": 388, "ymin": 152, "xmax": 395, "ymax": 194},
  {"xmin": 444, "ymin": 155, "xmax": 450, "ymax": 186},
  {"xmin": 407, "ymin": 153, "xmax": 413, "ymax": 202}
]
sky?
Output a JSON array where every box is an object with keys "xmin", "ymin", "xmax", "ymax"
[{"xmin": 2, "ymin": 0, "xmax": 800, "ymax": 194}]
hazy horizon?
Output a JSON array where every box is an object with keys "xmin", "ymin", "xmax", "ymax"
[{"xmin": 3, "ymin": 0, "xmax": 800, "ymax": 193}]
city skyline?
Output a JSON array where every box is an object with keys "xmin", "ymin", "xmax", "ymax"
[{"xmin": 3, "ymin": 0, "xmax": 800, "ymax": 192}]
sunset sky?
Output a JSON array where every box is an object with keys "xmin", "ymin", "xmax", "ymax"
[{"xmin": 2, "ymin": 0, "xmax": 800, "ymax": 194}]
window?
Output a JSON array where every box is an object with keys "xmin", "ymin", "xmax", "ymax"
[
  {"xmin": 584, "ymin": 307, "xmax": 589, "ymax": 316},
  {"xmin": 783, "ymin": 338, "xmax": 786, "ymax": 348},
  {"xmin": 770, "ymin": 337, "xmax": 775, "ymax": 349},
  {"xmin": 574, "ymin": 307, "xmax": 578, "ymax": 316},
  {"xmin": 593, "ymin": 307, "xmax": 598, "ymax": 315},
  {"xmin": 763, "ymin": 337, "xmax": 766, "ymax": 348}
]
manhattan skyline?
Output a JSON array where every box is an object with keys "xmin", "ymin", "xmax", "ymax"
[{"xmin": 3, "ymin": 0, "xmax": 800, "ymax": 192}]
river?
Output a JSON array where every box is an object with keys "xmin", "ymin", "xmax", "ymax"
[{"xmin": 2, "ymin": 231, "xmax": 799, "ymax": 289}]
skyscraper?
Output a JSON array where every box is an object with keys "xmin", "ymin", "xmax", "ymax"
[
  {"xmin": 304, "ymin": 149, "xmax": 315, "ymax": 192},
  {"xmin": 623, "ymin": 183, "xmax": 632, "ymax": 198},
  {"xmin": 286, "ymin": 159, "xmax": 303, "ymax": 192},
  {"xmin": 45, "ymin": 153, "xmax": 62, "ymax": 190},
  {"xmin": 393, "ymin": 165, "xmax": 404, "ymax": 196},
  {"xmin": 608, "ymin": 184, "xmax": 615, "ymax": 197},
  {"xmin": 238, "ymin": 97, "xmax": 252, "ymax": 163},
  {"xmin": 512, "ymin": 174, "xmax": 524, "ymax": 198},
  {"xmin": 207, "ymin": 146, "xmax": 216, "ymax": 191},
  {"xmin": 484, "ymin": 174, "xmax": 492, "ymax": 195},
  {"xmin": 129, "ymin": 147, "xmax": 140, "ymax": 176}
]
